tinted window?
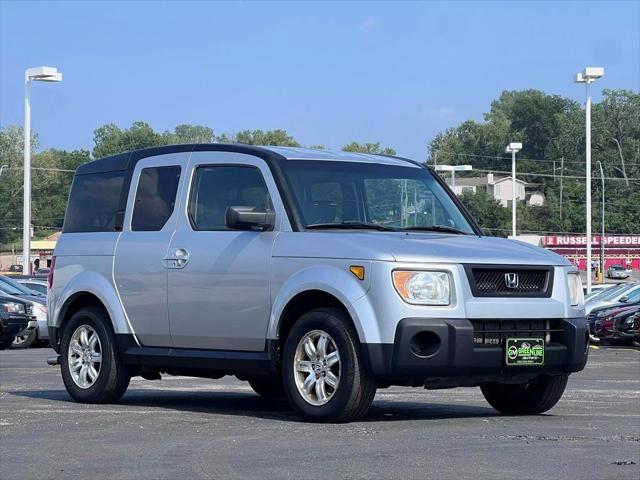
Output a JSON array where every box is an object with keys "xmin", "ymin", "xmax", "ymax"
[
  {"xmin": 188, "ymin": 166, "xmax": 271, "ymax": 231},
  {"xmin": 63, "ymin": 171, "xmax": 125, "ymax": 232},
  {"xmin": 131, "ymin": 166, "xmax": 181, "ymax": 231}
]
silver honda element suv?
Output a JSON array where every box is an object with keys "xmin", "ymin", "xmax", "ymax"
[{"xmin": 47, "ymin": 145, "xmax": 588, "ymax": 422}]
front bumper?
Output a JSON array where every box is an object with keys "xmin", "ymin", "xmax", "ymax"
[
  {"xmin": 363, "ymin": 317, "xmax": 589, "ymax": 386},
  {"xmin": 1, "ymin": 315, "xmax": 30, "ymax": 341}
]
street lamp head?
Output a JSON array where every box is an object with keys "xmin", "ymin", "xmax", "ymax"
[
  {"xmin": 505, "ymin": 142, "xmax": 522, "ymax": 153},
  {"xmin": 25, "ymin": 66, "xmax": 62, "ymax": 83},
  {"xmin": 575, "ymin": 67, "xmax": 604, "ymax": 83}
]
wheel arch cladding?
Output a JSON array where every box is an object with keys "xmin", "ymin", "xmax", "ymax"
[
  {"xmin": 269, "ymin": 263, "xmax": 373, "ymax": 344},
  {"xmin": 58, "ymin": 293, "xmax": 110, "ymax": 341},
  {"xmin": 53, "ymin": 270, "xmax": 132, "ymax": 336},
  {"xmin": 276, "ymin": 290, "xmax": 358, "ymax": 348}
]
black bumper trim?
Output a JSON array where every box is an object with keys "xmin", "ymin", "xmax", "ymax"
[{"xmin": 363, "ymin": 317, "xmax": 589, "ymax": 383}]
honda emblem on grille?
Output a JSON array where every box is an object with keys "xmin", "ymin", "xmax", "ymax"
[{"xmin": 504, "ymin": 273, "xmax": 519, "ymax": 289}]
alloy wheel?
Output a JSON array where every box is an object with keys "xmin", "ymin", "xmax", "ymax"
[
  {"xmin": 293, "ymin": 329, "xmax": 341, "ymax": 406},
  {"xmin": 67, "ymin": 325, "xmax": 102, "ymax": 389}
]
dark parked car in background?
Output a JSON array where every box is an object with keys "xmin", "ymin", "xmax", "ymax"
[
  {"xmin": 0, "ymin": 296, "xmax": 31, "ymax": 349},
  {"xmin": 588, "ymin": 302, "xmax": 640, "ymax": 345},
  {"xmin": 0, "ymin": 275, "xmax": 47, "ymax": 348}
]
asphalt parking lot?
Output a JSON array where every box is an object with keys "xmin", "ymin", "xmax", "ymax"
[{"xmin": 1, "ymin": 347, "xmax": 638, "ymax": 480}]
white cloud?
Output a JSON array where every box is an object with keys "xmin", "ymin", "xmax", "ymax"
[{"xmin": 359, "ymin": 16, "xmax": 378, "ymax": 32}]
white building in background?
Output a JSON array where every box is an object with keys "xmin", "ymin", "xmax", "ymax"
[{"xmin": 449, "ymin": 173, "xmax": 545, "ymax": 207}]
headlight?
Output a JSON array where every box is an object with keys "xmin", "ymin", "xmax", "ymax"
[
  {"xmin": 1, "ymin": 302, "xmax": 26, "ymax": 314},
  {"xmin": 567, "ymin": 272, "xmax": 584, "ymax": 307},
  {"xmin": 392, "ymin": 271, "xmax": 451, "ymax": 305}
]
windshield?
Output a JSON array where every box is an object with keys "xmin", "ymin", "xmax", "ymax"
[
  {"xmin": 282, "ymin": 161, "xmax": 476, "ymax": 233},
  {"xmin": 600, "ymin": 283, "xmax": 635, "ymax": 301},
  {"xmin": 611, "ymin": 265, "xmax": 623, "ymax": 270}
]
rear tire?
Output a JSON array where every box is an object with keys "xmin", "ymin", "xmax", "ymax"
[
  {"xmin": 480, "ymin": 374, "xmax": 569, "ymax": 415},
  {"xmin": 248, "ymin": 377, "xmax": 286, "ymax": 398},
  {"xmin": 282, "ymin": 307, "xmax": 376, "ymax": 423},
  {"xmin": 60, "ymin": 307, "xmax": 130, "ymax": 403}
]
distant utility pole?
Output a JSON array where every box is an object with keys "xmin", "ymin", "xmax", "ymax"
[
  {"xmin": 598, "ymin": 161, "xmax": 605, "ymax": 284},
  {"xmin": 559, "ymin": 156, "xmax": 564, "ymax": 222}
]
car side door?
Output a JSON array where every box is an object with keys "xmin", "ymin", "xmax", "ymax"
[
  {"xmin": 113, "ymin": 153, "xmax": 188, "ymax": 347},
  {"xmin": 167, "ymin": 152, "xmax": 288, "ymax": 351}
]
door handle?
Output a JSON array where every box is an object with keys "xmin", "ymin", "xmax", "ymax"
[{"xmin": 162, "ymin": 248, "xmax": 190, "ymax": 269}]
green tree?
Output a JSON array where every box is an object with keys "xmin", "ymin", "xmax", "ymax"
[
  {"xmin": 0, "ymin": 126, "xmax": 38, "ymax": 244},
  {"xmin": 163, "ymin": 124, "xmax": 215, "ymax": 144},
  {"xmin": 459, "ymin": 190, "xmax": 510, "ymax": 236},
  {"xmin": 342, "ymin": 142, "xmax": 396, "ymax": 155},
  {"xmin": 429, "ymin": 89, "xmax": 640, "ymax": 236},
  {"xmin": 93, "ymin": 121, "xmax": 165, "ymax": 158},
  {"xmin": 227, "ymin": 129, "xmax": 301, "ymax": 146}
]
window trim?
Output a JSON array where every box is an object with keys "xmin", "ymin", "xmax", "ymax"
[
  {"xmin": 130, "ymin": 165, "xmax": 182, "ymax": 232},
  {"xmin": 186, "ymin": 163, "xmax": 274, "ymax": 232}
]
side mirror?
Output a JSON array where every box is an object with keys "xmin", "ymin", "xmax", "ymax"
[
  {"xmin": 226, "ymin": 206, "xmax": 275, "ymax": 231},
  {"xmin": 619, "ymin": 296, "xmax": 628, "ymax": 303}
]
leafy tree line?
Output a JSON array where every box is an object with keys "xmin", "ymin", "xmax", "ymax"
[
  {"xmin": 430, "ymin": 89, "xmax": 639, "ymax": 236},
  {"xmin": 0, "ymin": 122, "xmax": 395, "ymax": 244},
  {"xmin": 1, "ymin": 88, "xmax": 637, "ymax": 245}
]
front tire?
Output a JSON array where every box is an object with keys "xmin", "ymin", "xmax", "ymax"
[
  {"xmin": 60, "ymin": 307, "xmax": 130, "ymax": 403},
  {"xmin": 282, "ymin": 307, "xmax": 376, "ymax": 423},
  {"xmin": 480, "ymin": 374, "xmax": 569, "ymax": 415},
  {"xmin": 12, "ymin": 328, "xmax": 37, "ymax": 349}
]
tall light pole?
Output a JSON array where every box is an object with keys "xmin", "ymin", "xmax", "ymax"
[
  {"xmin": 597, "ymin": 161, "xmax": 605, "ymax": 284},
  {"xmin": 505, "ymin": 142, "xmax": 522, "ymax": 237},
  {"xmin": 23, "ymin": 66, "xmax": 62, "ymax": 274},
  {"xmin": 575, "ymin": 66, "xmax": 604, "ymax": 293},
  {"xmin": 434, "ymin": 164, "xmax": 472, "ymax": 190}
]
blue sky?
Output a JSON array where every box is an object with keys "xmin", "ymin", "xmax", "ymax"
[{"xmin": 1, "ymin": 0, "xmax": 638, "ymax": 160}]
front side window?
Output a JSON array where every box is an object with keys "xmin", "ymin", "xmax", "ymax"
[
  {"xmin": 282, "ymin": 161, "xmax": 475, "ymax": 233},
  {"xmin": 188, "ymin": 165, "xmax": 272, "ymax": 231},
  {"xmin": 131, "ymin": 166, "xmax": 181, "ymax": 231}
]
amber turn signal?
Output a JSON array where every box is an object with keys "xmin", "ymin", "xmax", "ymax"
[{"xmin": 349, "ymin": 265, "xmax": 365, "ymax": 280}]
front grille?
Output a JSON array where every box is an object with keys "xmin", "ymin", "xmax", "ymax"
[
  {"xmin": 25, "ymin": 304, "xmax": 33, "ymax": 316},
  {"xmin": 471, "ymin": 319, "xmax": 562, "ymax": 346},
  {"xmin": 464, "ymin": 265, "xmax": 553, "ymax": 297}
]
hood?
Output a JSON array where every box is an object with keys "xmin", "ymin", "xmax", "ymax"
[
  {"xmin": 12, "ymin": 294, "xmax": 46, "ymax": 306},
  {"xmin": 274, "ymin": 231, "xmax": 569, "ymax": 266}
]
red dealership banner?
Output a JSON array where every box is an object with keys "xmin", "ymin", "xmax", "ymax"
[{"xmin": 544, "ymin": 235, "xmax": 640, "ymax": 247}]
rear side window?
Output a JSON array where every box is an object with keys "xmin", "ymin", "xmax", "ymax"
[
  {"xmin": 63, "ymin": 171, "xmax": 125, "ymax": 233},
  {"xmin": 131, "ymin": 166, "xmax": 181, "ymax": 231},
  {"xmin": 188, "ymin": 166, "xmax": 271, "ymax": 231}
]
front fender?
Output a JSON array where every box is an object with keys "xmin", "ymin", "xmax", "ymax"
[
  {"xmin": 268, "ymin": 261, "xmax": 378, "ymax": 343},
  {"xmin": 49, "ymin": 269, "xmax": 133, "ymax": 336}
]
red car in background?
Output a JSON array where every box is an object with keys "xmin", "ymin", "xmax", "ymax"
[{"xmin": 591, "ymin": 303, "xmax": 640, "ymax": 345}]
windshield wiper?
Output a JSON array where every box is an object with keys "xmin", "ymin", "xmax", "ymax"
[
  {"xmin": 402, "ymin": 225, "xmax": 468, "ymax": 235},
  {"xmin": 306, "ymin": 221, "xmax": 397, "ymax": 232}
]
